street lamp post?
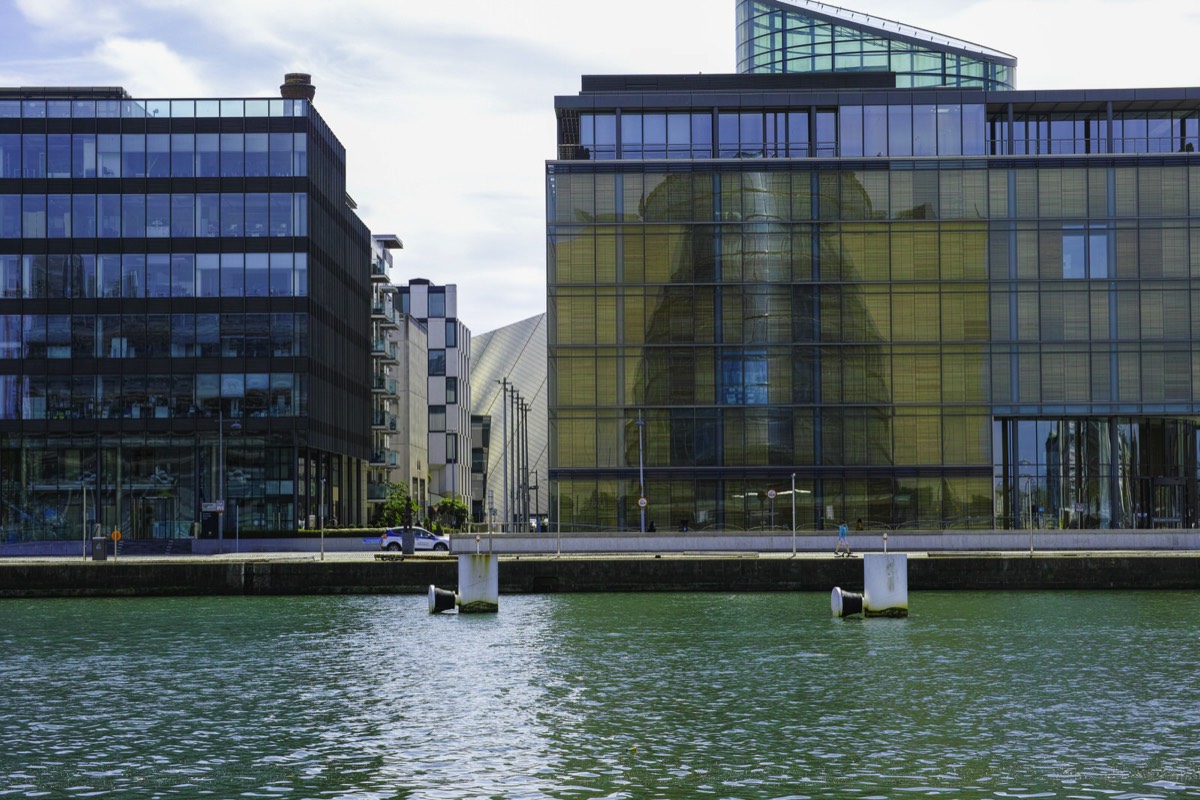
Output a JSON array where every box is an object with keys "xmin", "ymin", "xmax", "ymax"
[
  {"xmin": 499, "ymin": 378, "xmax": 509, "ymax": 533},
  {"xmin": 530, "ymin": 482, "xmax": 540, "ymax": 532},
  {"xmin": 791, "ymin": 473, "xmax": 797, "ymax": 556},
  {"xmin": 81, "ymin": 477, "xmax": 88, "ymax": 562},
  {"xmin": 636, "ymin": 411, "xmax": 646, "ymax": 533},
  {"xmin": 218, "ymin": 407, "xmax": 225, "ymax": 554},
  {"xmin": 218, "ymin": 408, "xmax": 241, "ymax": 555}
]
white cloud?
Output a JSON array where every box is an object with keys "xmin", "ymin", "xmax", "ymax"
[
  {"xmin": 14, "ymin": 0, "xmax": 126, "ymax": 40},
  {"xmin": 91, "ymin": 37, "xmax": 209, "ymax": 97}
]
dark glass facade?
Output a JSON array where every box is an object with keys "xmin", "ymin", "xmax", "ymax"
[
  {"xmin": 549, "ymin": 74, "xmax": 1200, "ymax": 532},
  {"xmin": 0, "ymin": 88, "xmax": 372, "ymax": 542}
]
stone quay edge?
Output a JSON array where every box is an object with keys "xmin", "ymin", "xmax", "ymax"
[{"xmin": 1, "ymin": 548, "xmax": 1199, "ymax": 598}]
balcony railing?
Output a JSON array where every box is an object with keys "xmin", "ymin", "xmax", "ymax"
[
  {"xmin": 371, "ymin": 411, "xmax": 397, "ymax": 430},
  {"xmin": 371, "ymin": 340, "xmax": 398, "ymax": 361},
  {"xmin": 372, "ymin": 302, "xmax": 397, "ymax": 325}
]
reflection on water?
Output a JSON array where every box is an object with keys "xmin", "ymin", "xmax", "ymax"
[{"xmin": 1, "ymin": 591, "xmax": 1199, "ymax": 799}]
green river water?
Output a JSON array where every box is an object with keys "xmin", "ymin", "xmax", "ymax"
[{"xmin": 1, "ymin": 590, "xmax": 1198, "ymax": 799}]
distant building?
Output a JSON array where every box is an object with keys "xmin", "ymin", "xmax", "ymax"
[
  {"xmin": 0, "ymin": 76, "xmax": 374, "ymax": 543},
  {"xmin": 367, "ymin": 234, "xmax": 429, "ymax": 522},
  {"xmin": 395, "ymin": 280, "xmax": 472, "ymax": 515},
  {"xmin": 470, "ymin": 314, "xmax": 547, "ymax": 530},
  {"xmin": 548, "ymin": 1, "xmax": 1200, "ymax": 532}
]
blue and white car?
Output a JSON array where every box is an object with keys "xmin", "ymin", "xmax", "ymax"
[{"xmin": 379, "ymin": 527, "xmax": 450, "ymax": 552}]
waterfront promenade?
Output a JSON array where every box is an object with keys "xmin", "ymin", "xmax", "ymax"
[{"xmin": 1, "ymin": 528, "xmax": 1198, "ymax": 597}]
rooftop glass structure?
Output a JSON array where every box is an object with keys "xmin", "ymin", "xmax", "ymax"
[{"xmin": 736, "ymin": 0, "xmax": 1016, "ymax": 90}]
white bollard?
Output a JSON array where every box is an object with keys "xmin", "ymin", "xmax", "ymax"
[
  {"xmin": 863, "ymin": 553, "xmax": 908, "ymax": 617},
  {"xmin": 457, "ymin": 553, "xmax": 499, "ymax": 614}
]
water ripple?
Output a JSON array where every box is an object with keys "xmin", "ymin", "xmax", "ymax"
[{"xmin": 2, "ymin": 592, "xmax": 1200, "ymax": 799}]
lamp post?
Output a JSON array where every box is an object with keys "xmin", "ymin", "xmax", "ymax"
[
  {"xmin": 217, "ymin": 408, "xmax": 241, "ymax": 555},
  {"xmin": 521, "ymin": 400, "xmax": 530, "ymax": 530},
  {"xmin": 499, "ymin": 378, "xmax": 509, "ymax": 533},
  {"xmin": 81, "ymin": 476, "xmax": 88, "ymax": 562},
  {"xmin": 530, "ymin": 482, "xmax": 540, "ymax": 532},
  {"xmin": 791, "ymin": 473, "xmax": 797, "ymax": 556},
  {"xmin": 218, "ymin": 407, "xmax": 225, "ymax": 554},
  {"xmin": 636, "ymin": 411, "xmax": 646, "ymax": 533},
  {"xmin": 1018, "ymin": 459, "xmax": 1035, "ymax": 553}
]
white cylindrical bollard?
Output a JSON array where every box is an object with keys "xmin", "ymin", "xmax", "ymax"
[
  {"xmin": 863, "ymin": 553, "xmax": 908, "ymax": 617},
  {"xmin": 428, "ymin": 584, "xmax": 458, "ymax": 614},
  {"xmin": 831, "ymin": 586, "xmax": 864, "ymax": 617},
  {"xmin": 457, "ymin": 553, "xmax": 499, "ymax": 613}
]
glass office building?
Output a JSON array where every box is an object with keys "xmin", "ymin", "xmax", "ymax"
[
  {"xmin": 549, "ymin": 11, "xmax": 1200, "ymax": 532},
  {"xmin": 0, "ymin": 80, "xmax": 372, "ymax": 543},
  {"xmin": 736, "ymin": 0, "xmax": 1016, "ymax": 90}
]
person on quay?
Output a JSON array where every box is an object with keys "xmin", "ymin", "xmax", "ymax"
[{"xmin": 835, "ymin": 519, "xmax": 851, "ymax": 557}]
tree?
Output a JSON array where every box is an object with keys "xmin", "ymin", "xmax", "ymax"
[
  {"xmin": 379, "ymin": 483, "xmax": 418, "ymax": 529},
  {"xmin": 433, "ymin": 495, "xmax": 469, "ymax": 531}
]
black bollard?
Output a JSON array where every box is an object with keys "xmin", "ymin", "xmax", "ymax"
[
  {"xmin": 428, "ymin": 585, "xmax": 458, "ymax": 614},
  {"xmin": 831, "ymin": 587, "xmax": 864, "ymax": 617}
]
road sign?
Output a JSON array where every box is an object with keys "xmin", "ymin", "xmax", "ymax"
[
  {"xmin": 202, "ymin": 501, "xmax": 225, "ymax": 513},
  {"xmin": 767, "ymin": 489, "xmax": 777, "ymax": 500},
  {"xmin": 637, "ymin": 496, "xmax": 648, "ymax": 509},
  {"xmin": 110, "ymin": 530, "xmax": 122, "ymax": 542}
]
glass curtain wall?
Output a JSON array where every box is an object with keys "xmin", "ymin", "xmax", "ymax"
[
  {"xmin": 0, "ymin": 91, "xmax": 371, "ymax": 542},
  {"xmin": 548, "ymin": 153, "xmax": 1200, "ymax": 531}
]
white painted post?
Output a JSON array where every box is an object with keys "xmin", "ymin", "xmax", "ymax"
[
  {"xmin": 863, "ymin": 553, "xmax": 908, "ymax": 617},
  {"xmin": 457, "ymin": 554, "xmax": 499, "ymax": 613}
]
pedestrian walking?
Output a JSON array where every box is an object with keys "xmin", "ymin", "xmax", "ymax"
[{"xmin": 835, "ymin": 519, "xmax": 851, "ymax": 557}]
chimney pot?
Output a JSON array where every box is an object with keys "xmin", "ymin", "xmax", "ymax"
[{"xmin": 280, "ymin": 73, "xmax": 315, "ymax": 101}]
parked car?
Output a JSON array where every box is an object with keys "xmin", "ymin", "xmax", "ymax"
[{"xmin": 379, "ymin": 527, "xmax": 450, "ymax": 552}]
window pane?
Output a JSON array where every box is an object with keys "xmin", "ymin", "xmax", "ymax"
[
  {"xmin": 47, "ymin": 134, "xmax": 71, "ymax": 177},
  {"xmin": 147, "ymin": 134, "xmax": 170, "ymax": 177},
  {"xmin": 122, "ymin": 193, "xmax": 146, "ymax": 237},
  {"xmin": 72, "ymin": 195, "xmax": 96, "ymax": 237},
  {"xmin": 171, "ymin": 194, "xmax": 194, "ymax": 237},
  {"xmin": 171, "ymin": 133, "xmax": 194, "ymax": 177},
  {"xmin": 122, "ymin": 133, "xmax": 146, "ymax": 177},
  {"xmin": 196, "ymin": 133, "xmax": 219, "ymax": 176},
  {"xmin": 429, "ymin": 349, "xmax": 446, "ymax": 376},
  {"xmin": 171, "ymin": 254, "xmax": 194, "ymax": 297}
]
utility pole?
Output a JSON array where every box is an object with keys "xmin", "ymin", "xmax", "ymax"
[
  {"xmin": 637, "ymin": 410, "xmax": 646, "ymax": 533},
  {"xmin": 499, "ymin": 378, "xmax": 508, "ymax": 533}
]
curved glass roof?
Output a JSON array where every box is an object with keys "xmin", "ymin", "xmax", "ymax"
[{"xmin": 736, "ymin": 0, "xmax": 1017, "ymax": 90}]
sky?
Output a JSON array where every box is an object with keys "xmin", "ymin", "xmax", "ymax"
[{"xmin": 2, "ymin": 0, "xmax": 1200, "ymax": 333}]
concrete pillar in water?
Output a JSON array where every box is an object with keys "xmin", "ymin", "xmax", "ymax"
[
  {"xmin": 863, "ymin": 553, "xmax": 908, "ymax": 617},
  {"xmin": 457, "ymin": 553, "xmax": 499, "ymax": 613}
]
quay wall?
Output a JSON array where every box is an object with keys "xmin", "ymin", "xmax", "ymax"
[
  {"xmin": 6, "ymin": 529, "xmax": 1198, "ymax": 560},
  {"xmin": 1, "ymin": 554, "xmax": 1198, "ymax": 598}
]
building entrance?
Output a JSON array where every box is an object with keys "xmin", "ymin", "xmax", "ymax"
[{"xmin": 999, "ymin": 417, "xmax": 1200, "ymax": 530}]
